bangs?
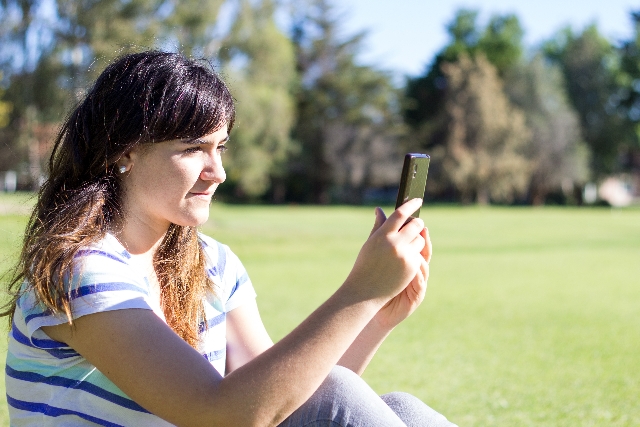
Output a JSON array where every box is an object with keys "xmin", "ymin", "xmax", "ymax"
[{"xmin": 116, "ymin": 53, "xmax": 236, "ymax": 144}]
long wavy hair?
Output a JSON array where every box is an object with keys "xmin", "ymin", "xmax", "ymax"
[{"xmin": 1, "ymin": 51, "xmax": 235, "ymax": 348}]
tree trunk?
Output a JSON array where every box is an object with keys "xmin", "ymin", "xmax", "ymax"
[{"xmin": 476, "ymin": 187, "xmax": 490, "ymax": 205}]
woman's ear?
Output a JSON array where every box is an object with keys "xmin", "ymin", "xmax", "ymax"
[{"xmin": 116, "ymin": 150, "xmax": 136, "ymax": 174}]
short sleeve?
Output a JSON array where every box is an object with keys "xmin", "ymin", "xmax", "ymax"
[
  {"xmin": 199, "ymin": 234, "xmax": 257, "ymax": 313},
  {"xmin": 224, "ymin": 249, "xmax": 257, "ymax": 312},
  {"xmin": 19, "ymin": 236, "xmax": 153, "ymax": 340}
]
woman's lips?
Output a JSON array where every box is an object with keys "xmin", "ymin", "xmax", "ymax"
[{"xmin": 188, "ymin": 191, "xmax": 213, "ymax": 199}]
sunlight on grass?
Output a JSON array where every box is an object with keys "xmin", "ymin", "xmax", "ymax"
[{"xmin": 203, "ymin": 204, "xmax": 640, "ymax": 427}]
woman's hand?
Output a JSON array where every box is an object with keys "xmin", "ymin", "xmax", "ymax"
[
  {"xmin": 336, "ymin": 203, "xmax": 432, "ymax": 374},
  {"xmin": 368, "ymin": 207, "xmax": 432, "ymax": 330},
  {"xmin": 343, "ymin": 199, "xmax": 427, "ymax": 305}
]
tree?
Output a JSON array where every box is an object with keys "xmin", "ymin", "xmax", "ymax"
[
  {"xmin": 56, "ymin": 0, "xmax": 169, "ymax": 89},
  {"xmin": 506, "ymin": 55, "xmax": 589, "ymax": 204},
  {"xmin": 0, "ymin": 0, "xmax": 167, "ymax": 186},
  {"xmin": 161, "ymin": 0, "xmax": 226, "ymax": 57},
  {"xmin": 615, "ymin": 11, "xmax": 640, "ymax": 172},
  {"xmin": 404, "ymin": 9, "xmax": 524, "ymax": 128},
  {"xmin": 1, "ymin": 0, "xmax": 302, "ymax": 197},
  {"xmin": 442, "ymin": 54, "xmax": 531, "ymax": 204},
  {"xmin": 288, "ymin": 0, "xmax": 402, "ymax": 203},
  {"xmin": 477, "ymin": 14, "xmax": 524, "ymax": 77},
  {"xmin": 0, "ymin": 72, "xmax": 15, "ymax": 174},
  {"xmin": 218, "ymin": 0, "xmax": 297, "ymax": 200},
  {"xmin": 0, "ymin": 73, "xmax": 11, "ymax": 129},
  {"xmin": 403, "ymin": 9, "xmax": 525, "ymax": 199},
  {"xmin": 544, "ymin": 25, "xmax": 627, "ymax": 177}
]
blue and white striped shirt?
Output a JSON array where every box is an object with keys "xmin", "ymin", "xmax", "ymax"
[{"xmin": 6, "ymin": 233, "xmax": 256, "ymax": 426}]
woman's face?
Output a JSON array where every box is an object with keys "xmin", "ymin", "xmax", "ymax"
[{"xmin": 120, "ymin": 125, "xmax": 228, "ymax": 233}]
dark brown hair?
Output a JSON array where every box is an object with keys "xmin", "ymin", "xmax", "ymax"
[{"xmin": 2, "ymin": 51, "xmax": 235, "ymax": 348}]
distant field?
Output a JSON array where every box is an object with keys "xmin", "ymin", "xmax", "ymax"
[{"xmin": 1, "ymin": 193, "xmax": 639, "ymax": 426}]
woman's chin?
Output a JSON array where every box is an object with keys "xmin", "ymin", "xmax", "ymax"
[{"xmin": 174, "ymin": 210, "xmax": 210, "ymax": 228}]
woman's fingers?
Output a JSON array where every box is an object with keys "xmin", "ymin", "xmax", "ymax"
[
  {"xmin": 369, "ymin": 207, "xmax": 387, "ymax": 237},
  {"xmin": 420, "ymin": 227, "xmax": 432, "ymax": 262},
  {"xmin": 411, "ymin": 259, "xmax": 429, "ymax": 298},
  {"xmin": 348, "ymin": 198, "xmax": 431, "ymax": 303},
  {"xmin": 398, "ymin": 216, "xmax": 425, "ymax": 241},
  {"xmin": 382, "ymin": 198, "xmax": 423, "ymax": 232},
  {"xmin": 419, "ymin": 257, "xmax": 429, "ymax": 286},
  {"xmin": 408, "ymin": 232, "xmax": 426, "ymax": 254}
]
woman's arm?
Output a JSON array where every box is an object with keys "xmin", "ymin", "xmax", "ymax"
[
  {"xmin": 338, "ymin": 209, "xmax": 432, "ymax": 375},
  {"xmin": 225, "ymin": 298, "xmax": 273, "ymax": 373},
  {"xmin": 43, "ymin": 284, "xmax": 382, "ymax": 427},
  {"xmin": 42, "ymin": 199, "xmax": 427, "ymax": 427},
  {"xmin": 337, "ymin": 256, "xmax": 429, "ymax": 374}
]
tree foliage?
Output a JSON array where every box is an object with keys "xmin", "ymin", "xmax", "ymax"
[
  {"xmin": 404, "ymin": 8, "xmax": 524, "ymax": 131},
  {"xmin": 616, "ymin": 11, "xmax": 640, "ymax": 174},
  {"xmin": 506, "ymin": 56, "xmax": 590, "ymax": 204},
  {"xmin": 218, "ymin": 0, "xmax": 297, "ymax": 199},
  {"xmin": 1, "ymin": 1, "xmax": 638, "ymax": 203},
  {"xmin": 442, "ymin": 54, "xmax": 530, "ymax": 204},
  {"xmin": 0, "ymin": 74, "xmax": 12, "ymax": 129},
  {"xmin": 162, "ymin": 0, "xmax": 226, "ymax": 56},
  {"xmin": 544, "ymin": 25, "xmax": 627, "ymax": 177},
  {"xmin": 403, "ymin": 9, "xmax": 526, "ymax": 200},
  {"xmin": 288, "ymin": 0, "xmax": 402, "ymax": 203}
]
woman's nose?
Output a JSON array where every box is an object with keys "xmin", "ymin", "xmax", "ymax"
[{"xmin": 201, "ymin": 153, "xmax": 226, "ymax": 184}]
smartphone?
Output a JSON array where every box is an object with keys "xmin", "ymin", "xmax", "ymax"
[{"xmin": 395, "ymin": 153, "xmax": 430, "ymax": 219}]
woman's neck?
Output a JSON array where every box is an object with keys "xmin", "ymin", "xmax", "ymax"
[{"xmin": 111, "ymin": 216, "xmax": 168, "ymax": 258}]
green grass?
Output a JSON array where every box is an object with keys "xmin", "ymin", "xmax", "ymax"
[{"xmin": 1, "ymin": 193, "xmax": 639, "ymax": 426}]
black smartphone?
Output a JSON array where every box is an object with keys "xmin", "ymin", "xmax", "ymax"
[{"xmin": 395, "ymin": 153, "xmax": 430, "ymax": 219}]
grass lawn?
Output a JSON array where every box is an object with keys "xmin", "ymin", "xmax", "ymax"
[{"xmin": 1, "ymin": 193, "xmax": 639, "ymax": 426}]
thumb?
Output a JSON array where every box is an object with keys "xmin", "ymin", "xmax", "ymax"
[{"xmin": 369, "ymin": 207, "xmax": 387, "ymax": 236}]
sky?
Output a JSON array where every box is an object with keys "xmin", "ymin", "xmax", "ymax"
[{"xmin": 337, "ymin": 0, "xmax": 638, "ymax": 78}]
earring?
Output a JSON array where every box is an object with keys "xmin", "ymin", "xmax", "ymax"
[{"xmin": 119, "ymin": 165, "xmax": 127, "ymax": 174}]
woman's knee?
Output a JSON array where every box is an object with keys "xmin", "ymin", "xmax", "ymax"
[
  {"xmin": 380, "ymin": 392, "xmax": 457, "ymax": 427},
  {"xmin": 279, "ymin": 366, "xmax": 405, "ymax": 427},
  {"xmin": 316, "ymin": 365, "xmax": 368, "ymax": 399}
]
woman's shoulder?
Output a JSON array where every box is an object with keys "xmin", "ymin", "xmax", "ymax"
[
  {"xmin": 197, "ymin": 232, "xmax": 255, "ymax": 310},
  {"xmin": 197, "ymin": 232, "xmax": 246, "ymax": 280},
  {"xmin": 76, "ymin": 233, "xmax": 134, "ymax": 266},
  {"xmin": 16, "ymin": 233, "xmax": 152, "ymax": 335},
  {"xmin": 71, "ymin": 233, "xmax": 141, "ymax": 280},
  {"xmin": 63, "ymin": 233, "xmax": 150, "ymax": 302},
  {"xmin": 197, "ymin": 232, "xmax": 222, "ymax": 250},
  {"xmin": 197, "ymin": 232, "xmax": 236, "ymax": 264}
]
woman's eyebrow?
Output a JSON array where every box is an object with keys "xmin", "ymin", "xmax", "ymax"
[{"xmin": 183, "ymin": 136, "xmax": 229, "ymax": 145}]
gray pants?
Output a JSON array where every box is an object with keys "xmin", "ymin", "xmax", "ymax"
[{"xmin": 279, "ymin": 366, "xmax": 457, "ymax": 427}]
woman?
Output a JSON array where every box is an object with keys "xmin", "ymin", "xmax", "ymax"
[{"xmin": 3, "ymin": 51, "xmax": 455, "ymax": 426}]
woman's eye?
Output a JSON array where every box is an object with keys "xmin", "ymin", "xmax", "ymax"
[
  {"xmin": 184, "ymin": 146, "xmax": 202, "ymax": 154},
  {"xmin": 218, "ymin": 145, "xmax": 228, "ymax": 154}
]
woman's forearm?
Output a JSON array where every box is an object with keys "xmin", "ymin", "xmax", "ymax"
[
  {"xmin": 215, "ymin": 285, "xmax": 383, "ymax": 426},
  {"xmin": 337, "ymin": 317, "xmax": 392, "ymax": 375}
]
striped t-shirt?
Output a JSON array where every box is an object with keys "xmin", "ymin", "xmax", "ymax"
[{"xmin": 6, "ymin": 232, "xmax": 257, "ymax": 426}]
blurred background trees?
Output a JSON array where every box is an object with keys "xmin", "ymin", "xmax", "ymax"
[
  {"xmin": 218, "ymin": 0, "xmax": 296, "ymax": 200},
  {"xmin": 506, "ymin": 55, "xmax": 589, "ymax": 205},
  {"xmin": 544, "ymin": 25, "xmax": 627, "ymax": 178},
  {"xmin": 442, "ymin": 53, "xmax": 530, "ymax": 205},
  {"xmin": 0, "ymin": 0, "xmax": 639, "ymax": 204},
  {"xmin": 287, "ymin": 0, "xmax": 401, "ymax": 204}
]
